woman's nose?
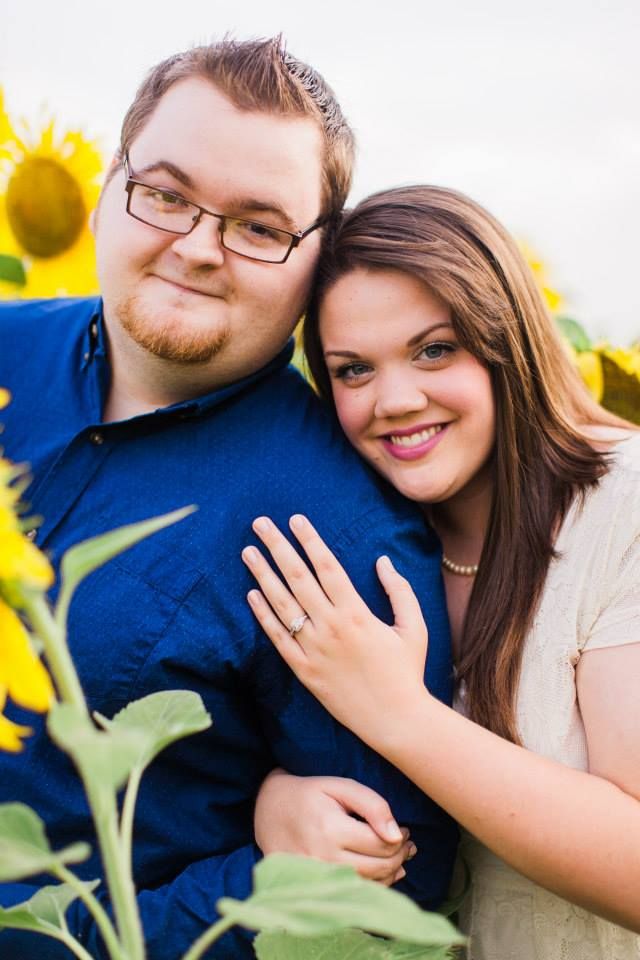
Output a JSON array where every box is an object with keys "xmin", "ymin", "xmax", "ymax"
[{"xmin": 373, "ymin": 375, "xmax": 429, "ymax": 420}]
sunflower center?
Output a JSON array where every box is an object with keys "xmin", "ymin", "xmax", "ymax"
[{"xmin": 6, "ymin": 157, "xmax": 86, "ymax": 258}]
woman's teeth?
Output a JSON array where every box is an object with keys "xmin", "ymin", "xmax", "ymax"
[{"xmin": 389, "ymin": 425, "xmax": 443, "ymax": 447}]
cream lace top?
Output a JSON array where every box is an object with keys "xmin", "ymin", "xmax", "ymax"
[{"xmin": 455, "ymin": 433, "xmax": 640, "ymax": 960}]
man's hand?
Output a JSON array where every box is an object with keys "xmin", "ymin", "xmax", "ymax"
[{"xmin": 254, "ymin": 768, "xmax": 416, "ymax": 886}]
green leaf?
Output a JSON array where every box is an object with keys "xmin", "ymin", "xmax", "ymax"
[
  {"xmin": 255, "ymin": 928, "xmax": 457, "ymax": 959},
  {"xmin": 0, "ymin": 880, "xmax": 100, "ymax": 935},
  {"xmin": 218, "ymin": 854, "xmax": 464, "ymax": 947},
  {"xmin": 48, "ymin": 703, "xmax": 147, "ymax": 795},
  {"xmin": 95, "ymin": 690, "xmax": 212, "ymax": 773},
  {"xmin": 555, "ymin": 315, "xmax": 592, "ymax": 352},
  {"xmin": 0, "ymin": 804, "xmax": 90, "ymax": 882},
  {"xmin": 0, "ymin": 254, "xmax": 26, "ymax": 286},
  {"xmin": 55, "ymin": 505, "xmax": 196, "ymax": 627}
]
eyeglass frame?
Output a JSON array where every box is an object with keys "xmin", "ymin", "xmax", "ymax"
[{"xmin": 121, "ymin": 152, "xmax": 328, "ymax": 264}]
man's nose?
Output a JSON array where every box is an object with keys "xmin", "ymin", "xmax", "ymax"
[
  {"xmin": 373, "ymin": 374, "xmax": 429, "ymax": 420},
  {"xmin": 170, "ymin": 214, "xmax": 226, "ymax": 266}
]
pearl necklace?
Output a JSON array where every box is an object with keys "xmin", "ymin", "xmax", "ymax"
[{"xmin": 441, "ymin": 554, "xmax": 479, "ymax": 577}]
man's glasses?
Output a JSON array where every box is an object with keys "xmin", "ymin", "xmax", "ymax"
[{"xmin": 122, "ymin": 153, "xmax": 326, "ymax": 264}]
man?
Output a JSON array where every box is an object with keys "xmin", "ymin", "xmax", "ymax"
[{"xmin": 0, "ymin": 38, "xmax": 457, "ymax": 958}]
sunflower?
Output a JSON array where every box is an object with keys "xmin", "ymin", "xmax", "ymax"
[
  {"xmin": 0, "ymin": 88, "xmax": 104, "ymax": 299},
  {"xmin": 519, "ymin": 240, "xmax": 563, "ymax": 314},
  {"xmin": 0, "ymin": 389, "xmax": 55, "ymax": 750}
]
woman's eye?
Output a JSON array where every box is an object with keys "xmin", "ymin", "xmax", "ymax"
[
  {"xmin": 418, "ymin": 342, "xmax": 455, "ymax": 362},
  {"xmin": 334, "ymin": 362, "xmax": 371, "ymax": 382}
]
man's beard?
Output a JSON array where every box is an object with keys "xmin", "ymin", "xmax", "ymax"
[{"xmin": 116, "ymin": 294, "xmax": 230, "ymax": 364}]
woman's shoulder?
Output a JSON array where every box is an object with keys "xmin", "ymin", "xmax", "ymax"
[
  {"xmin": 583, "ymin": 426, "xmax": 640, "ymax": 489},
  {"xmin": 601, "ymin": 429, "xmax": 640, "ymax": 490},
  {"xmin": 559, "ymin": 429, "xmax": 640, "ymax": 556}
]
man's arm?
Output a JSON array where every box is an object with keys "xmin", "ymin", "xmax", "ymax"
[
  {"xmin": 246, "ymin": 502, "xmax": 458, "ymax": 909},
  {"xmin": 0, "ymin": 843, "xmax": 260, "ymax": 959}
]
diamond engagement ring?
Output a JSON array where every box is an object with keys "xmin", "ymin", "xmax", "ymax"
[{"xmin": 288, "ymin": 614, "xmax": 309, "ymax": 636}]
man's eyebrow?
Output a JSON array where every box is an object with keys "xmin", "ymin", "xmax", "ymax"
[
  {"xmin": 325, "ymin": 323, "xmax": 454, "ymax": 359},
  {"xmin": 129, "ymin": 162, "xmax": 298, "ymax": 230},
  {"xmin": 223, "ymin": 196, "xmax": 298, "ymax": 231},
  {"xmin": 134, "ymin": 160, "xmax": 195, "ymax": 189}
]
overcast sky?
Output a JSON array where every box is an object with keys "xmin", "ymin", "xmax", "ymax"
[{"xmin": 2, "ymin": 0, "xmax": 638, "ymax": 342}]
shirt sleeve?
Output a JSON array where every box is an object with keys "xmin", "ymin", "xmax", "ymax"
[
  {"xmin": 0, "ymin": 843, "xmax": 261, "ymax": 960},
  {"xmin": 583, "ymin": 531, "xmax": 640, "ymax": 653}
]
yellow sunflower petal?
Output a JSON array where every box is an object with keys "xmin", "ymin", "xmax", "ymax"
[
  {"xmin": 0, "ymin": 529, "xmax": 54, "ymax": 588},
  {"xmin": 575, "ymin": 351, "xmax": 604, "ymax": 402},
  {"xmin": 0, "ymin": 600, "xmax": 53, "ymax": 712},
  {"xmin": 0, "ymin": 710, "xmax": 33, "ymax": 752},
  {"xmin": 604, "ymin": 347, "xmax": 640, "ymax": 381}
]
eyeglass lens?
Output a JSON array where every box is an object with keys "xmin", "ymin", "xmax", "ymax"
[{"xmin": 128, "ymin": 183, "xmax": 294, "ymax": 261}]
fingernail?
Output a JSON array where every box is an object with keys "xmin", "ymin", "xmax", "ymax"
[
  {"xmin": 247, "ymin": 590, "xmax": 261, "ymax": 605},
  {"xmin": 378, "ymin": 555, "xmax": 393, "ymax": 571},
  {"xmin": 253, "ymin": 517, "xmax": 270, "ymax": 534},
  {"xmin": 242, "ymin": 547, "xmax": 259, "ymax": 564},
  {"xmin": 407, "ymin": 843, "xmax": 418, "ymax": 859},
  {"xmin": 386, "ymin": 820, "xmax": 403, "ymax": 842},
  {"xmin": 289, "ymin": 514, "xmax": 305, "ymax": 530},
  {"xmin": 395, "ymin": 867, "xmax": 406, "ymax": 881}
]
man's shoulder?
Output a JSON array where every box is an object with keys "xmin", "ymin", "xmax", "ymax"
[
  {"xmin": 230, "ymin": 364, "xmax": 424, "ymax": 528},
  {"xmin": 0, "ymin": 295, "xmax": 101, "ymax": 334}
]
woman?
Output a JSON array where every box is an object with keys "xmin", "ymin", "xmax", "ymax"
[{"xmin": 240, "ymin": 186, "xmax": 640, "ymax": 959}]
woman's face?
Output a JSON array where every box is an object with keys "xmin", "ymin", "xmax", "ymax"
[{"xmin": 319, "ymin": 267, "xmax": 496, "ymax": 506}]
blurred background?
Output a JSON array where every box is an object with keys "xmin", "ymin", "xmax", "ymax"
[{"xmin": 1, "ymin": 0, "xmax": 638, "ymax": 358}]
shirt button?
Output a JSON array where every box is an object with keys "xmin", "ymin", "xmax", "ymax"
[
  {"xmin": 89, "ymin": 431, "xmax": 104, "ymax": 445},
  {"xmin": 26, "ymin": 529, "xmax": 37, "ymax": 541}
]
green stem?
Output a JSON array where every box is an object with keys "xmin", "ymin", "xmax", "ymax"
[
  {"xmin": 180, "ymin": 916, "xmax": 236, "ymax": 960},
  {"xmin": 54, "ymin": 864, "xmax": 124, "ymax": 960},
  {"xmin": 56, "ymin": 930, "xmax": 101, "ymax": 960},
  {"xmin": 86, "ymin": 786, "xmax": 146, "ymax": 960},
  {"xmin": 22, "ymin": 592, "xmax": 88, "ymax": 714},
  {"xmin": 21, "ymin": 590, "xmax": 144, "ymax": 958},
  {"xmin": 120, "ymin": 766, "xmax": 143, "ymax": 869}
]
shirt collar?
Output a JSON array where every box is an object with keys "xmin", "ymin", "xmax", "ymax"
[{"xmin": 85, "ymin": 300, "xmax": 296, "ymax": 420}]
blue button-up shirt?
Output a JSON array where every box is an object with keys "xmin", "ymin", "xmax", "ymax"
[{"xmin": 0, "ymin": 297, "xmax": 457, "ymax": 959}]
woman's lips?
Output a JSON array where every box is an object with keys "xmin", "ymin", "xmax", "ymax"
[{"xmin": 380, "ymin": 423, "xmax": 449, "ymax": 461}]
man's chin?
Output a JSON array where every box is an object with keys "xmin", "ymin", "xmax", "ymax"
[{"xmin": 118, "ymin": 300, "xmax": 230, "ymax": 365}]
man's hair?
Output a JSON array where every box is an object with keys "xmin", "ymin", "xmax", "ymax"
[
  {"xmin": 116, "ymin": 36, "xmax": 355, "ymax": 218},
  {"xmin": 304, "ymin": 184, "xmax": 632, "ymax": 744}
]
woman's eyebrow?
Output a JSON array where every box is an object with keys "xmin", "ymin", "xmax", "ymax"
[
  {"xmin": 325, "ymin": 323, "xmax": 454, "ymax": 359},
  {"xmin": 406, "ymin": 323, "xmax": 453, "ymax": 347}
]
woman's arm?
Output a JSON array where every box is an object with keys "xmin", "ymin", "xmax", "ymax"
[
  {"xmin": 243, "ymin": 513, "xmax": 640, "ymax": 933},
  {"xmin": 254, "ymin": 768, "xmax": 415, "ymax": 885}
]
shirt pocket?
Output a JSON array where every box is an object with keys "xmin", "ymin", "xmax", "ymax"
[{"xmin": 66, "ymin": 541, "xmax": 204, "ymax": 711}]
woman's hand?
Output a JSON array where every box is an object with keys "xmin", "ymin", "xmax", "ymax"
[
  {"xmin": 242, "ymin": 513, "xmax": 430, "ymax": 746},
  {"xmin": 254, "ymin": 768, "xmax": 417, "ymax": 886}
]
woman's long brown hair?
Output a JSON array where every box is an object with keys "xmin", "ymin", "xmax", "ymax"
[{"xmin": 304, "ymin": 185, "xmax": 630, "ymax": 743}]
